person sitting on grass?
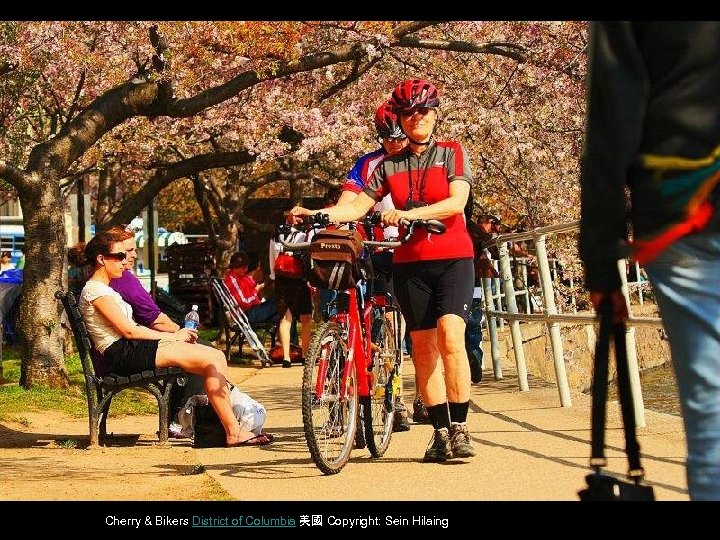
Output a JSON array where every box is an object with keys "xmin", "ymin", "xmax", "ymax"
[{"xmin": 70, "ymin": 229, "xmax": 272, "ymax": 447}]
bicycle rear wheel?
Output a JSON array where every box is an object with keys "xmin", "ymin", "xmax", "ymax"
[
  {"xmin": 302, "ymin": 321, "xmax": 358, "ymax": 475},
  {"xmin": 364, "ymin": 311, "xmax": 398, "ymax": 457}
]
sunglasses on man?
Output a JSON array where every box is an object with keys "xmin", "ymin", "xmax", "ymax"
[{"xmin": 377, "ymin": 135, "xmax": 407, "ymax": 144}]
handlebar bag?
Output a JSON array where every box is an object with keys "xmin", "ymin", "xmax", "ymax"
[{"xmin": 308, "ymin": 229, "xmax": 365, "ymax": 290}]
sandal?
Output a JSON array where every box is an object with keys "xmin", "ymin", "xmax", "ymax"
[{"xmin": 227, "ymin": 433, "xmax": 273, "ymax": 447}]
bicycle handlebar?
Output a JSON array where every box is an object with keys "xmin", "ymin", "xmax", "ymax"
[{"xmin": 276, "ymin": 212, "xmax": 446, "ymax": 251}]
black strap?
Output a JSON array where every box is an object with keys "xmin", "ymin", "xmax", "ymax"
[{"xmin": 589, "ymin": 296, "xmax": 645, "ymax": 479}]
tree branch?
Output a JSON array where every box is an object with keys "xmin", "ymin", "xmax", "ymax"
[
  {"xmin": 64, "ymin": 68, "xmax": 87, "ymax": 127},
  {"xmin": 106, "ymin": 150, "xmax": 255, "ymax": 227},
  {"xmin": 0, "ymin": 160, "xmax": 29, "ymax": 190},
  {"xmin": 164, "ymin": 42, "xmax": 375, "ymax": 117},
  {"xmin": 318, "ymin": 55, "xmax": 383, "ymax": 103},
  {"xmin": 191, "ymin": 173, "xmax": 218, "ymax": 244},
  {"xmin": 396, "ymin": 36, "xmax": 527, "ymax": 62},
  {"xmin": 0, "ymin": 61, "xmax": 18, "ymax": 77}
]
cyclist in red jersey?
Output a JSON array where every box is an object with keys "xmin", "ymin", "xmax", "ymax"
[
  {"xmin": 290, "ymin": 79, "xmax": 475, "ymax": 463},
  {"xmin": 337, "ymin": 100, "xmax": 412, "ymax": 433}
]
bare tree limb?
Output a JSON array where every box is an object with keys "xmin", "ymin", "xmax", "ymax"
[
  {"xmin": 396, "ymin": 36, "xmax": 527, "ymax": 62},
  {"xmin": 106, "ymin": 150, "xmax": 255, "ymax": 227},
  {"xmin": 64, "ymin": 68, "xmax": 87, "ymax": 127},
  {"xmin": 318, "ymin": 55, "xmax": 383, "ymax": 102},
  {"xmin": 0, "ymin": 61, "xmax": 18, "ymax": 77},
  {"xmin": 0, "ymin": 160, "xmax": 29, "ymax": 189},
  {"xmin": 191, "ymin": 173, "xmax": 218, "ymax": 244},
  {"xmin": 490, "ymin": 64, "xmax": 519, "ymax": 109}
]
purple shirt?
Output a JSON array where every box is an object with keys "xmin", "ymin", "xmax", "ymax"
[
  {"xmin": 110, "ymin": 270, "xmax": 161, "ymax": 326},
  {"xmin": 90, "ymin": 270, "xmax": 161, "ymax": 376}
]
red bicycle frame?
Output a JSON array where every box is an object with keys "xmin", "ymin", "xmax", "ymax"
[{"xmin": 313, "ymin": 286, "xmax": 376, "ymax": 406}]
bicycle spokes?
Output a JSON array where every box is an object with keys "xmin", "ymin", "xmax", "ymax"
[{"xmin": 302, "ymin": 322, "xmax": 358, "ymax": 475}]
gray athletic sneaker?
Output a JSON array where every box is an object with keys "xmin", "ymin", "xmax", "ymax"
[
  {"xmin": 423, "ymin": 427, "xmax": 452, "ymax": 463},
  {"xmin": 449, "ymin": 422, "xmax": 476, "ymax": 458},
  {"xmin": 393, "ymin": 398, "xmax": 411, "ymax": 432}
]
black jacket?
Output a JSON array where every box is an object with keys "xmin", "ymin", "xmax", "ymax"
[{"xmin": 579, "ymin": 21, "xmax": 720, "ymax": 290}]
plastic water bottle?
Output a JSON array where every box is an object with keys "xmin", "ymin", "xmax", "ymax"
[{"xmin": 184, "ymin": 304, "xmax": 200, "ymax": 330}]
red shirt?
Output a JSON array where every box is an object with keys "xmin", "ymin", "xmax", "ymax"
[
  {"xmin": 224, "ymin": 270, "xmax": 261, "ymax": 311},
  {"xmin": 364, "ymin": 140, "xmax": 474, "ymax": 263}
]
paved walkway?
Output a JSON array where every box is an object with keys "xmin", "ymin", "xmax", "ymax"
[{"xmin": 198, "ymin": 356, "xmax": 688, "ymax": 501}]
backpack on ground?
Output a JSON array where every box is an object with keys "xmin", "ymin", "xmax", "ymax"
[{"xmin": 178, "ymin": 384, "xmax": 267, "ymax": 448}]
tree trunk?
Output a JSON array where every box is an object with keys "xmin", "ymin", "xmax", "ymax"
[
  {"xmin": 214, "ymin": 220, "xmax": 240, "ymax": 275},
  {"xmin": 18, "ymin": 172, "xmax": 70, "ymax": 389}
]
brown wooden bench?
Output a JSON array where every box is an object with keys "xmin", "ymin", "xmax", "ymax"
[{"xmin": 56, "ymin": 290, "xmax": 184, "ymax": 446}]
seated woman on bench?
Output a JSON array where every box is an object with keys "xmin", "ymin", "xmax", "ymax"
[{"xmin": 70, "ymin": 230, "xmax": 271, "ymax": 447}]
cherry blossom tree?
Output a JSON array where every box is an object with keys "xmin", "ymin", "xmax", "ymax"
[{"xmin": 1, "ymin": 21, "xmax": 540, "ymax": 388}]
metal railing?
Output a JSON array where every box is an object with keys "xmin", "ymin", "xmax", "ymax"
[{"xmin": 480, "ymin": 220, "xmax": 663, "ymax": 427}]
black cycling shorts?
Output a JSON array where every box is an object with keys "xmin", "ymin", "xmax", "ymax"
[
  {"xmin": 103, "ymin": 338, "xmax": 159, "ymax": 374},
  {"xmin": 393, "ymin": 257, "xmax": 474, "ymax": 331},
  {"xmin": 275, "ymin": 275, "xmax": 313, "ymax": 317}
]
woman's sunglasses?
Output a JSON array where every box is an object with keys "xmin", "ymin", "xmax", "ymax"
[
  {"xmin": 103, "ymin": 252, "xmax": 127, "ymax": 261},
  {"xmin": 400, "ymin": 107, "xmax": 435, "ymax": 118}
]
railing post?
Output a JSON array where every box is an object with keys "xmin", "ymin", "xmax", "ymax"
[
  {"xmin": 618, "ymin": 259, "xmax": 646, "ymax": 427},
  {"xmin": 535, "ymin": 234, "xmax": 572, "ymax": 407},
  {"xmin": 519, "ymin": 259, "xmax": 530, "ymax": 314},
  {"xmin": 498, "ymin": 242, "xmax": 529, "ymax": 391},
  {"xmin": 482, "ymin": 277, "xmax": 503, "ymax": 380},
  {"xmin": 491, "ymin": 259, "xmax": 504, "ymax": 329}
]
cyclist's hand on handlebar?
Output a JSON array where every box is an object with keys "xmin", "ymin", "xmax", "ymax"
[
  {"xmin": 286, "ymin": 206, "xmax": 312, "ymax": 225},
  {"xmin": 380, "ymin": 208, "xmax": 414, "ymax": 227}
]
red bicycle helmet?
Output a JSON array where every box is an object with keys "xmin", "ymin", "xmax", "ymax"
[
  {"xmin": 390, "ymin": 79, "xmax": 440, "ymax": 112},
  {"xmin": 374, "ymin": 101, "xmax": 404, "ymax": 139}
]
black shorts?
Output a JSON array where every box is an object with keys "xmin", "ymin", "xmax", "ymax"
[
  {"xmin": 103, "ymin": 338, "xmax": 159, "ymax": 375},
  {"xmin": 393, "ymin": 258, "xmax": 474, "ymax": 331},
  {"xmin": 275, "ymin": 276, "xmax": 313, "ymax": 318},
  {"xmin": 368, "ymin": 251, "xmax": 394, "ymax": 297}
]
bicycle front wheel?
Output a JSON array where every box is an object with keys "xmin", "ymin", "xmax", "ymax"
[
  {"xmin": 302, "ymin": 321, "xmax": 358, "ymax": 475},
  {"xmin": 364, "ymin": 312, "xmax": 398, "ymax": 457}
]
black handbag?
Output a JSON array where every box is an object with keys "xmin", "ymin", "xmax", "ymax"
[
  {"xmin": 578, "ymin": 297, "xmax": 656, "ymax": 501},
  {"xmin": 193, "ymin": 403, "xmax": 227, "ymax": 449}
]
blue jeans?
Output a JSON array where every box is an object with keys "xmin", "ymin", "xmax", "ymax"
[{"xmin": 645, "ymin": 229, "xmax": 720, "ymax": 501}]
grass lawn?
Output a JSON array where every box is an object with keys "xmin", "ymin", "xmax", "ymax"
[{"xmin": 0, "ymin": 326, "xmax": 254, "ymax": 423}]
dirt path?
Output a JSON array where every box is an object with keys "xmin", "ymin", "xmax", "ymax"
[{"xmin": 0, "ymin": 364, "xmax": 259, "ymax": 501}]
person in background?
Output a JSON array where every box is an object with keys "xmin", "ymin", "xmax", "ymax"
[
  {"xmin": 1, "ymin": 251, "xmax": 15, "ymax": 272},
  {"xmin": 336, "ymin": 100, "xmax": 412, "ymax": 432},
  {"xmin": 224, "ymin": 250, "xmax": 280, "ymax": 326},
  {"xmin": 579, "ymin": 21, "xmax": 720, "ymax": 500},
  {"xmin": 290, "ymin": 79, "xmax": 476, "ymax": 463},
  {"xmin": 464, "ymin": 197, "xmax": 485, "ymax": 385},
  {"xmin": 71, "ymin": 230, "xmax": 271, "ymax": 447},
  {"xmin": 269, "ymin": 216, "xmax": 314, "ymax": 369}
]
